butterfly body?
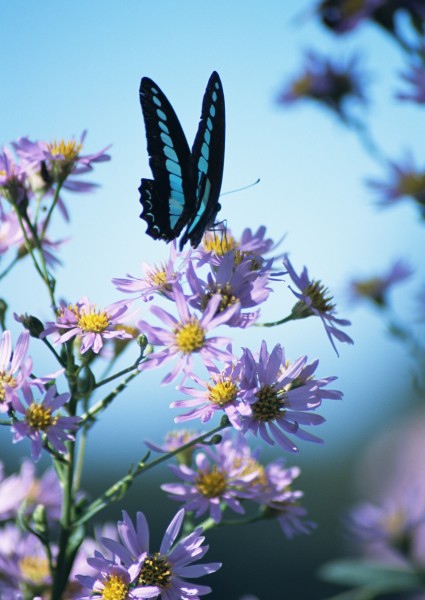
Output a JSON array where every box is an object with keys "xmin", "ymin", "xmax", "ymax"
[{"xmin": 139, "ymin": 72, "xmax": 225, "ymax": 250}]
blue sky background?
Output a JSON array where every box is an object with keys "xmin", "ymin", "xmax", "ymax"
[{"xmin": 1, "ymin": 1, "xmax": 424, "ymax": 596}]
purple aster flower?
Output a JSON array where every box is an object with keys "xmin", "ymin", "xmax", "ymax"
[
  {"xmin": 368, "ymin": 153, "xmax": 425, "ymax": 215},
  {"xmin": 0, "ymin": 459, "xmax": 62, "ymax": 522},
  {"xmin": 0, "ymin": 146, "xmax": 29, "ymax": 205},
  {"xmin": 347, "ymin": 493, "xmax": 425, "ymax": 566},
  {"xmin": 196, "ymin": 225, "xmax": 282, "ymax": 274},
  {"xmin": 145, "ymin": 430, "xmax": 201, "ymax": 466},
  {"xmin": 12, "ymin": 131, "xmax": 111, "ymax": 192},
  {"xmin": 0, "ymin": 208, "xmax": 24, "ymax": 255},
  {"xmin": 113, "ymin": 242, "xmax": 181, "ymax": 303},
  {"xmin": 162, "ymin": 432, "xmax": 260, "ymax": 523},
  {"xmin": 240, "ymin": 341, "xmax": 332, "ymax": 453},
  {"xmin": 0, "ymin": 329, "xmax": 32, "ymax": 412},
  {"xmin": 78, "ymin": 554, "xmax": 150, "ymax": 600},
  {"xmin": 172, "ymin": 355, "xmax": 253, "ymax": 429},
  {"xmin": 186, "ymin": 252, "xmax": 271, "ymax": 327},
  {"xmin": 317, "ymin": 0, "xmax": 384, "ymax": 34},
  {"xmin": 19, "ymin": 460, "xmax": 63, "ymax": 521},
  {"xmin": 0, "ymin": 461, "xmax": 31, "ymax": 520},
  {"xmin": 41, "ymin": 297, "xmax": 132, "ymax": 354},
  {"xmin": 348, "ymin": 259, "xmax": 414, "ymax": 307},
  {"xmin": 282, "ymin": 254, "xmax": 353, "ymax": 355},
  {"xmin": 252, "ymin": 457, "xmax": 316, "ymax": 538},
  {"xmin": 137, "ymin": 282, "xmax": 237, "ymax": 384},
  {"xmin": 0, "ymin": 524, "xmax": 52, "ymax": 598},
  {"xmin": 78, "ymin": 509, "xmax": 221, "ymax": 599},
  {"xmin": 277, "ymin": 51, "xmax": 368, "ymax": 121},
  {"xmin": 0, "ymin": 329, "xmax": 60, "ymax": 413},
  {"xmin": 10, "ymin": 384, "xmax": 80, "ymax": 462}
]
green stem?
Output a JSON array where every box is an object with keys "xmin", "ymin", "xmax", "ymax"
[
  {"xmin": 75, "ymin": 420, "xmax": 230, "ymax": 527},
  {"xmin": 51, "ymin": 443, "xmax": 75, "ymax": 600},
  {"xmin": 40, "ymin": 182, "xmax": 62, "ymax": 240},
  {"xmin": 255, "ymin": 314, "xmax": 294, "ymax": 327},
  {"xmin": 198, "ymin": 513, "xmax": 263, "ymax": 532},
  {"xmin": 79, "ymin": 367, "xmax": 141, "ymax": 426},
  {"xmin": 12, "ymin": 203, "xmax": 45, "ymax": 282},
  {"xmin": 22, "ymin": 211, "xmax": 57, "ymax": 307},
  {"xmin": 94, "ymin": 361, "xmax": 145, "ymax": 390},
  {"xmin": 41, "ymin": 337, "xmax": 67, "ymax": 368}
]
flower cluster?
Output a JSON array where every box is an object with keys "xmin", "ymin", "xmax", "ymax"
[
  {"xmin": 78, "ymin": 509, "xmax": 221, "ymax": 600},
  {"xmin": 172, "ymin": 340, "xmax": 342, "ymax": 452},
  {"xmin": 0, "ymin": 134, "xmax": 110, "ymax": 270},
  {"xmin": 159, "ymin": 431, "xmax": 315, "ymax": 536},
  {"xmin": 0, "ymin": 120, "xmax": 353, "ymax": 600}
]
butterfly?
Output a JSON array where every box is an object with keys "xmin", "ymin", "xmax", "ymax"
[{"xmin": 138, "ymin": 71, "xmax": 225, "ymax": 250}]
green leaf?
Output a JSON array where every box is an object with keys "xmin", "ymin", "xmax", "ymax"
[{"xmin": 319, "ymin": 559, "xmax": 422, "ymax": 589}]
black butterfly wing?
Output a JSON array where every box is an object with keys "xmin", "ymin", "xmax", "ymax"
[
  {"xmin": 139, "ymin": 77, "xmax": 196, "ymax": 241},
  {"xmin": 179, "ymin": 71, "xmax": 225, "ymax": 250}
]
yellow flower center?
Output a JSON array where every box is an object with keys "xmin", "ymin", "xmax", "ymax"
[
  {"xmin": 292, "ymin": 280, "xmax": 335, "ymax": 319},
  {"xmin": 26, "ymin": 479, "xmax": 41, "ymax": 502},
  {"xmin": 58, "ymin": 304, "xmax": 80, "ymax": 319},
  {"xmin": 101, "ymin": 574, "xmax": 129, "ymax": 600},
  {"xmin": 382, "ymin": 507, "xmax": 406, "ymax": 540},
  {"xmin": 195, "ymin": 465, "xmax": 227, "ymax": 498},
  {"xmin": 304, "ymin": 281, "xmax": 335, "ymax": 312},
  {"xmin": 252, "ymin": 384, "xmax": 285, "ymax": 422},
  {"xmin": 236, "ymin": 457, "xmax": 267, "ymax": 486},
  {"xmin": 47, "ymin": 139, "xmax": 82, "ymax": 161},
  {"xmin": 202, "ymin": 283, "xmax": 238, "ymax": 314},
  {"xmin": 77, "ymin": 310, "xmax": 110, "ymax": 333},
  {"xmin": 353, "ymin": 278, "xmax": 385, "ymax": 304},
  {"xmin": 149, "ymin": 265, "xmax": 171, "ymax": 289},
  {"xmin": 341, "ymin": 0, "xmax": 366, "ymax": 17},
  {"xmin": 26, "ymin": 403, "xmax": 57, "ymax": 430},
  {"xmin": 234, "ymin": 249, "xmax": 263, "ymax": 271},
  {"xmin": 19, "ymin": 555, "xmax": 50, "ymax": 586},
  {"xmin": 208, "ymin": 378, "xmax": 238, "ymax": 406},
  {"xmin": 399, "ymin": 172, "xmax": 425, "ymax": 203},
  {"xmin": 203, "ymin": 231, "xmax": 237, "ymax": 255},
  {"xmin": 292, "ymin": 74, "xmax": 313, "ymax": 96},
  {"xmin": 0, "ymin": 372, "xmax": 16, "ymax": 402},
  {"xmin": 165, "ymin": 430, "xmax": 197, "ymax": 465},
  {"xmin": 174, "ymin": 318, "xmax": 205, "ymax": 353},
  {"xmin": 138, "ymin": 553, "xmax": 172, "ymax": 589}
]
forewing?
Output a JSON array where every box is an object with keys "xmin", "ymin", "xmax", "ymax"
[
  {"xmin": 179, "ymin": 71, "xmax": 225, "ymax": 249},
  {"xmin": 139, "ymin": 77, "xmax": 196, "ymax": 241}
]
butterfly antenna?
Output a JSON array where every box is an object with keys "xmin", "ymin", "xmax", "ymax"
[{"xmin": 220, "ymin": 178, "xmax": 260, "ymax": 197}]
